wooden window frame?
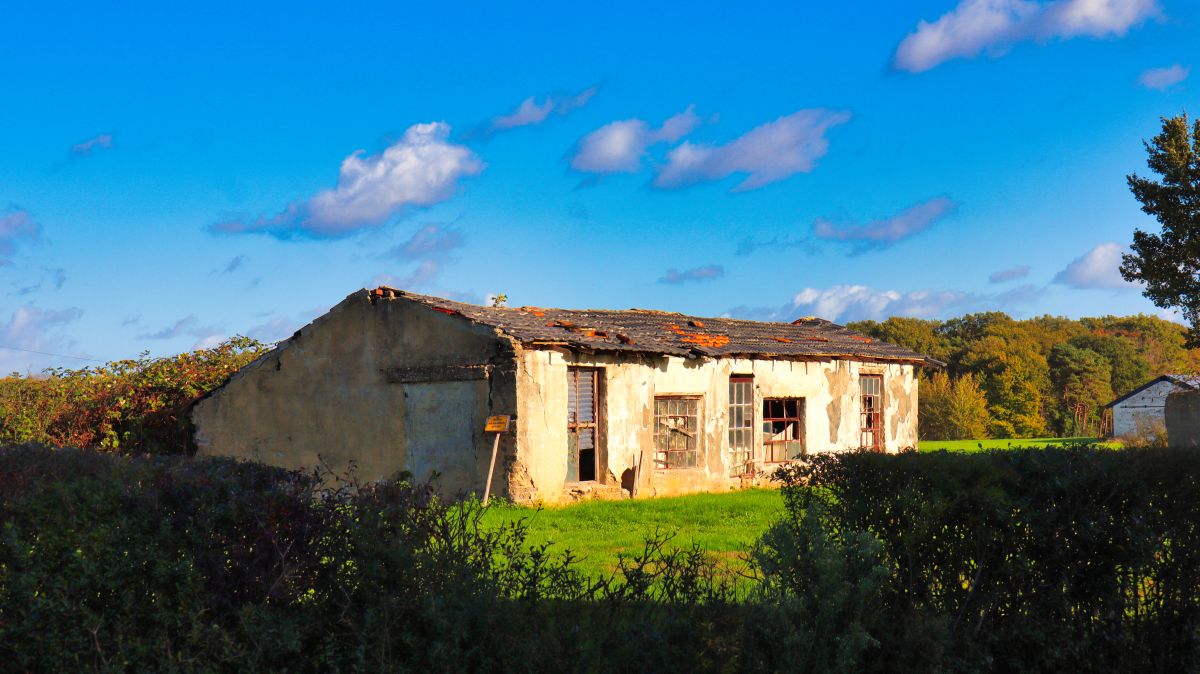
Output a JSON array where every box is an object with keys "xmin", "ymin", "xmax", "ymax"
[
  {"xmin": 762, "ymin": 397, "xmax": 806, "ymax": 463},
  {"xmin": 860, "ymin": 374, "xmax": 883, "ymax": 452},
  {"xmin": 653, "ymin": 395, "xmax": 701, "ymax": 470},
  {"xmin": 727, "ymin": 376, "xmax": 754, "ymax": 476}
]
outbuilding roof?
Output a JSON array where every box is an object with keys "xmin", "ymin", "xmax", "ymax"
[
  {"xmin": 1105, "ymin": 374, "xmax": 1200, "ymax": 408},
  {"xmin": 372, "ymin": 287, "xmax": 941, "ymax": 365}
]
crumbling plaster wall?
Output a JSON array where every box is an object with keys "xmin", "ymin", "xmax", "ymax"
[
  {"xmin": 514, "ymin": 348, "xmax": 917, "ymax": 503},
  {"xmin": 192, "ymin": 291, "xmax": 517, "ymax": 496}
]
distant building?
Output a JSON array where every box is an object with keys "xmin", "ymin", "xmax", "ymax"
[
  {"xmin": 1105, "ymin": 375, "xmax": 1200, "ymax": 439},
  {"xmin": 192, "ymin": 287, "xmax": 939, "ymax": 503}
]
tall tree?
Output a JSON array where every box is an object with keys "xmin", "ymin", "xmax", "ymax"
[
  {"xmin": 1048, "ymin": 344, "xmax": 1114, "ymax": 437},
  {"xmin": 1122, "ymin": 113, "xmax": 1200, "ymax": 344},
  {"xmin": 919, "ymin": 371, "xmax": 991, "ymax": 440},
  {"xmin": 1068, "ymin": 332, "xmax": 1150, "ymax": 397}
]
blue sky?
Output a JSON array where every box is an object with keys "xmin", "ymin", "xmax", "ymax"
[{"xmin": 1, "ymin": 0, "xmax": 1198, "ymax": 372}]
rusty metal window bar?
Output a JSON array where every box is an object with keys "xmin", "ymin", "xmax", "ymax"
[
  {"xmin": 860, "ymin": 374, "xmax": 883, "ymax": 451},
  {"xmin": 728, "ymin": 376, "xmax": 754, "ymax": 476},
  {"xmin": 763, "ymin": 398, "xmax": 805, "ymax": 462},
  {"xmin": 567, "ymin": 367, "xmax": 599, "ymax": 481},
  {"xmin": 654, "ymin": 396, "xmax": 700, "ymax": 469}
]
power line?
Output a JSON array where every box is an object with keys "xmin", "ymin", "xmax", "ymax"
[{"xmin": 0, "ymin": 344, "xmax": 104, "ymax": 362}]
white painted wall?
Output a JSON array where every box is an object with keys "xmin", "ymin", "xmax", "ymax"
[
  {"xmin": 1112, "ymin": 379, "xmax": 1177, "ymax": 438},
  {"xmin": 513, "ymin": 348, "xmax": 918, "ymax": 502}
]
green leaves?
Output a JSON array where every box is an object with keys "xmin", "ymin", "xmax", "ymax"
[
  {"xmin": 1124, "ymin": 113, "xmax": 1200, "ymax": 345},
  {"xmin": 0, "ymin": 337, "xmax": 268, "ymax": 453},
  {"xmin": 772, "ymin": 447, "xmax": 1200, "ymax": 672}
]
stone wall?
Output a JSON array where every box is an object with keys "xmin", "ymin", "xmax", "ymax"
[{"xmin": 192, "ymin": 290, "xmax": 518, "ymax": 497}]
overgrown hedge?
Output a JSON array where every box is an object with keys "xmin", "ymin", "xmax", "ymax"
[
  {"xmin": 773, "ymin": 446, "xmax": 1200, "ymax": 672},
  {"xmin": 0, "ymin": 337, "xmax": 267, "ymax": 453},
  {"xmin": 0, "ymin": 445, "xmax": 805, "ymax": 673},
  {"xmin": 4, "ymin": 444, "xmax": 1199, "ymax": 672}
]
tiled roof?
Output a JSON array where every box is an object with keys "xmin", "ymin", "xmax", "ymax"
[
  {"xmin": 372, "ymin": 287, "xmax": 941, "ymax": 365},
  {"xmin": 1166, "ymin": 374, "xmax": 1200, "ymax": 389},
  {"xmin": 1105, "ymin": 374, "xmax": 1200, "ymax": 408}
]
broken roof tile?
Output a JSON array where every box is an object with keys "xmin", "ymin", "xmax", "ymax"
[{"xmin": 371, "ymin": 287, "xmax": 940, "ymax": 365}]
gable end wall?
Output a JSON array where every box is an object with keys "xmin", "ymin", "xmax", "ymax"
[{"xmin": 192, "ymin": 292, "xmax": 518, "ymax": 495}]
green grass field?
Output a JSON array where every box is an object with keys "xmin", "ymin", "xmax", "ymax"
[
  {"xmin": 918, "ymin": 436, "xmax": 1122, "ymax": 452},
  {"xmin": 480, "ymin": 488, "xmax": 784, "ymax": 580},
  {"xmin": 481, "ymin": 437, "xmax": 1121, "ymax": 579}
]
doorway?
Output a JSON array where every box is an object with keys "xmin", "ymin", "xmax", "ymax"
[{"xmin": 566, "ymin": 366, "xmax": 601, "ymax": 482}]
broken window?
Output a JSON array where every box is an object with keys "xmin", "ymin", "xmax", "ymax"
[
  {"xmin": 728, "ymin": 376, "xmax": 754, "ymax": 475},
  {"xmin": 654, "ymin": 396, "xmax": 700, "ymax": 469},
  {"xmin": 762, "ymin": 398, "xmax": 805, "ymax": 462},
  {"xmin": 860, "ymin": 374, "xmax": 883, "ymax": 451},
  {"xmin": 567, "ymin": 367, "xmax": 600, "ymax": 481}
]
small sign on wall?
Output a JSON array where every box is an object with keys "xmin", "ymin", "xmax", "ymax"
[{"xmin": 484, "ymin": 415, "xmax": 511, "ymax": 433}]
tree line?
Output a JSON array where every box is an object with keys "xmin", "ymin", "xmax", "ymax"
[{"xmin": 848, "ymin": 312, "xmax": 1200, "ymax": 440}]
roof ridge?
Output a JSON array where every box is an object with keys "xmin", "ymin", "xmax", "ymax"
[{"xmin": 370, "ymin": 286, "xmax": 938, "ymax": 365}]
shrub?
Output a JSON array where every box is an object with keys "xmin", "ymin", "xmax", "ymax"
[
  {"xmin": 919, "ymin": 371, "xmax": 990, "ymax": 440},
  {"xmin": 771, "ymin": 447, "xmax": 1200, "ymax": 673},
  {"xmin": 0, "ymin": 337, "xmax": 267, "ymax": 453},
  {"xmin": 0, "ymin": 445, "xmax": 748, "ymax": 672}
]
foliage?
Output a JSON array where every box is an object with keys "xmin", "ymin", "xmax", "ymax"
[
  {"xmin": 771, "ymin": 447, "xmax": 1200, "ymax": 672},
  {"xmin": 0, "ymin": 336, "xmax": 267, "ymax": 453},
  {"xmin": 747, "ymin": 502, "xmax": 889, "ymax": 673},
  {"xmin": 918, "ymin": 371, "xmax": 989, "ymax": 440},
  {"xmin": 1047, "ymin": 343, "xmax": 1114, "ymax": 436},
  {"xmin": 918, "ymin": 436, "xmax": 1118, "ymax": 452},
  {"xmin": 4, "ymin": 444, "xmax": 1198, "ymax": 672},
  {"xmin": 850, "ymin": 312, "xmax": 1200, "ymax": 439},
  {"xmin": 1122, "ymin": 113, "xmax": 1200, "ymax": 345},
  {"xmin": 0, "ymin": 444, "xmax": 886, "ymax": 673}
]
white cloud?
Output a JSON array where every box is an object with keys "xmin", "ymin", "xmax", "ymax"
[
  {"xmin": 894, "ymin": 0, "xmax": 1160, "ymax": 73},
  {"xmin": 491, "ymin": 86, "xmax": 598, "ymax": 131},
  {"xmin": 15, "ymin": 267, "xmax": 66, "ymax": 296},
  {"xmin": 813, "ymin": 196, "xmax": 956, "ymax": 253},
  {"xmin": 654, "ymin": 109, "xmax": 850, "ymax": 191},
  {"xmin": 0, "ymin": 207, "xmax": 41, "ymax": 265},
  {"xmin": 0, "ymin": 305, "xmax": 85, "ymax": 374},
  {"xmin": 728, "ymin": 283, "xmax": 1041, "ymax": 323},
  {"xmin": 384, "ymin": 224, "xmax": 464, "ymax": 260},
  {"xmin": 218, "ymin": 255, "xmax": 247, "ymax": 275},
  {"xmin": 658, "ymin": 265, "xmax": 725, "ymax": 284},
  {"xmin": 370, "ymin": 259, "xmax": 443, "ymax": 291},
  {"xmin": 70, "ymin": 133, "xmax": 114, "ymax": 158},
  {"xmin": 138, "ymin": 315, "xmax": 226, "ymax": 348},
  {"xmin": 1052, "ymin": 242, "xmax": 1137, "ymax": 289},
  {"xmin": 569, "ymin": 106, "xmax": 701, "ymax": 174},
  {"xmin": 245, "ymin": 315, "xmax": 299, "ymax": 343},
  {"xmin": 373, "ymin": 223, "xmax": 465, "ymax": 293},
  {"xmin": 793, "ymin": 286, "xmax": 970, "ymax": 322},
  {"xmin": 1157, "ymin": 308, "xmax": 1186, "ymax": 325},
  {"xmin": 213, "ymin": 123, "xmax": 484, "ymax": 238},
  {"xmin": 989, "ymin": 264, "xmax": 1032, "ymax": 283},
  {"xmin": 1139, "ymin": 63, "xmax": 1189, "ymax": 90}
]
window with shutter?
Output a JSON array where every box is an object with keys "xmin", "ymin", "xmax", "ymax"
[{"xmin": 567, "ymin": 367, "xmax": 600, "ymax": 481}]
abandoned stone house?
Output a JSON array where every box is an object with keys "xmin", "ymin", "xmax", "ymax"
[{"xmin": 191, "ymin": 287, "xmax": 938, "ymax": 502}]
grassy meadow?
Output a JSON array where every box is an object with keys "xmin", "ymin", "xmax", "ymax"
[
  {"xmin": 482, "ymin": 436, "xmax": 1122, "ymax": 579},
  {"xmin": 481, "ymin": 488, "xmax": 784, "ymax": 579},
  {"xmin": 918, "ymin": 436, "xmax": 1121, "ymax": 452}
]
